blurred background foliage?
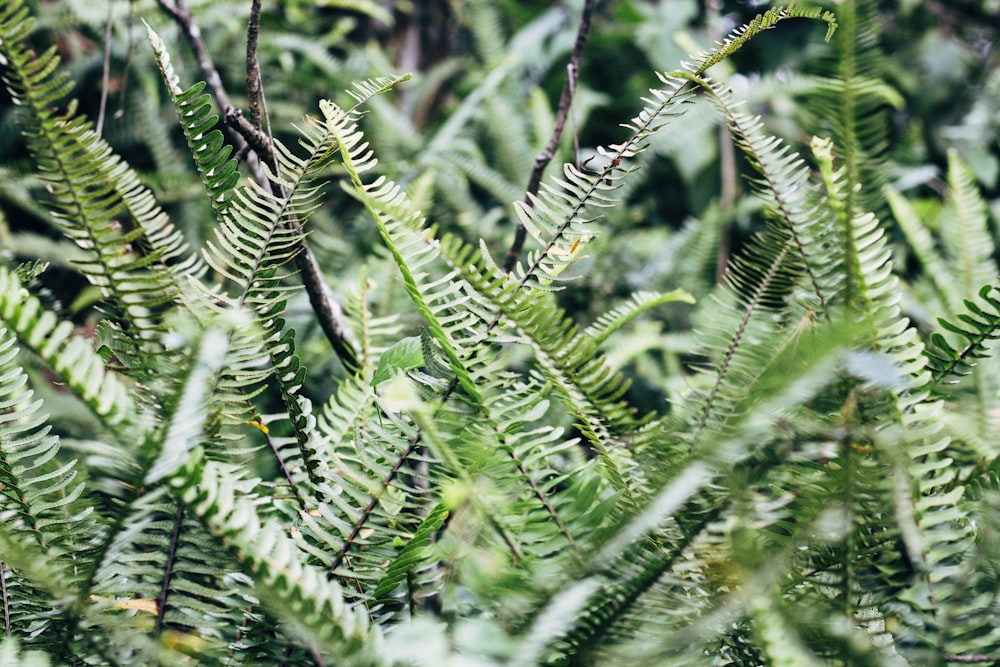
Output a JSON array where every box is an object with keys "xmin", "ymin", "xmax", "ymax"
[{"xmin": 1, "ymin": 0, "xmax": 997, "ymax": 428}]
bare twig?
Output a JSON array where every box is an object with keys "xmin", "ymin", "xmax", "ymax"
[
  {"xmin": 246, "ymin": 0, "xmax": 264, "ymax": 130},
  {"xmin": 156, "ymin": 0, "xmax": 233, "ymax": 110},
  {"xmin": 96, "ymin": 0, "xmax": 115, "ymax": 136},
  {"xmin": 157, "ymin": 0, "xmax": 361, "ymax": 372},
  {"xmin": 114, "ymin": 0, "xmax": 136, "ymax": 120},
  {"xmin": 715, "ymin": 115, "xmax": 736, "ymax": 285},
  {"xmin": 502, "ymin": 0, "xmax": 598, "ymax": 273}
]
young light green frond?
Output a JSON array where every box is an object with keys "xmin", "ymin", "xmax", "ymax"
[
  {"xmin": 689, "ymin": 5, "xmax": 837, "ymax": 75},
  {"xmin": 584, "ymin": 290, "xmax": 694, "ymax": 347},
  {"xmin": 346, "ymin": 74, "xmax": 412, "ymax": 112},
  {"xmin": 812, "ymin": 137, "xmax": 897, "ymax": 329}
]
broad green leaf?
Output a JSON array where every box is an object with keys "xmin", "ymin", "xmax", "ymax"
[{"xmin": 371, "ymin": 336, "xmax": 424, "ymax": 386}]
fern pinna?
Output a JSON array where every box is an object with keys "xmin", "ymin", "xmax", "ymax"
[{"xmin": 3, "ymin": 0, "xmax": 1000, "ymax": 664}]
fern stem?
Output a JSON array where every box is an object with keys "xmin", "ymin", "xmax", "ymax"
[
  {"xmin": 696, "ymin": 244, "xmax": 791, "ymax": 439},
  {"xmin": 154, "ymin": 502, "xmax": 185, "ymax": 635},
  {"xmin": 503, "ymin": 0, "xmax": 597, "ymax": 272},
  {"xmin": 1, "ymin": 560, "xmax": 10, "ymax": 637},
  {"xmin": 327, "ymin": 440, "xmax": 420, "ymax": 577}
]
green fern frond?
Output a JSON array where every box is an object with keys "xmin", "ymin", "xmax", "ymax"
[
  {"xmin": 941, "ymin": 150, "xmax": 996, "ymax": 299},
  {"xmin": 0, "ymin": 1, "xmax": 200, "ymax": 350},
  {"xmin": 691, "ymin": 5, "xmax": 836, "ymax": 74},
  {"xmin": 681, "ymin": 73, "xmax": 840, "ymax": 315},
  {"xmin": 322, "ymin": 99, "xmax": 483, "ymax": 403},
  {"xmin": 0, "ymin": 267, "xmax": 145, "ymax": 430},
  {"xmin": 925, "ymin": 284, "xmax": 1000, "ymax": 385},
  {"xmin": 0, "ymin": 325, "xmax": 94, "ymax": 644},
  {"xmin": 810, "ymin": 0, "xmax": 891, "ymax": 219},
  {"xmin": 510, "ymin": 72, "xmax": 692, "ymax": 290},
  {"xmin": 584, "ymin": 290, "xmax": 695, "ymax": 346},
  {"xmin": 886, "ymin": 185, "xmax": 961, "ymax": 314},
  {"xmin": 175, "ymin": 453, "xmax": 385, "ymax": 665},
  {"xmin": 346, "ymin": 74, "xmax": 412, "ymax": 111},
  {"xmin": 309, "ymin": 373, "xmax": 437, "ymax": 605},
  {"xmin": 810, "ymin": 133, "xmax": 985, "ymax": 662},
  {"xmin": 148, "ymin": 24, "xmax": 240, "ymax": 219}
]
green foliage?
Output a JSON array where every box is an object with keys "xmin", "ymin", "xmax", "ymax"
[{"xmin": 1, "ymin": 0, "xmax": 999, "ymax": 665}]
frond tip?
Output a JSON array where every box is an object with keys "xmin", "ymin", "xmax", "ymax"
[{"xmin": 926, "ymin": 283, "xmax": 1000, "ymax": 385}]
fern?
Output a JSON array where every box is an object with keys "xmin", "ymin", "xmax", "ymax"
[
  {"xmin": 0, "ymin": 319, "xmax": 90, "ymax": 648},
  {"xmin": 2, "ymin": 0, "xmax": 999, "ymax": 664},
  {"xmin": 0, "ymin": 1, "xmax": 200, "ymax": 358}
]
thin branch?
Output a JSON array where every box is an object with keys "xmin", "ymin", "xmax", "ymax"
[
  {"xmin": 156, "ymin": 0, "xmax": 232, "ymax": 110},
  {"xmin": 114, "ymin": 0, "xmax": 137, "ymax": 121},
  {"xmin": 96, "ymin": 0, "xmax": 114, "ymax": 136},
  {"xmin": 246, "ymin": 0, "xmax": 263, "ymax": 129},
  {"xmin": 157, "ymin": 0, "xmax": 361, "ymax": 372},
  {"xmin": 502, "ymin": 0, "xmax": 598, "ymax": 273}
]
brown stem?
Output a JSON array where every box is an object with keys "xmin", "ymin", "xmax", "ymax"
[
  {"xmin": 502, "ymin": 0, "xmax": 598, "ymax": 273},
  {"xmin": 716, "ymin": 123, "xmax": 736, "ymax": 285},
  {"xmin": 158, "ymin": 0, "xmax": 360, "ymax": 372},
  {"xmin": 246, "ymin": 0, "xmax": 263, "ymax": 130},
  {"xmin": 97, "ymin": 0, "xmax": 114, "ymax": 136}
]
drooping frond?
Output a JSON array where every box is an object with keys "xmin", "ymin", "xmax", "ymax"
[
  {"xmin": 346, "ymin": 74, "xmax": 413, "ymax": 111},
  {"xmin": 175, "ymin": 453, "xmax": 385, "ymax": 665},
  {"xmin": 680, "ymin": 73, "xmax": 841, "ymax": 316},
  {"xmin": 583, "ymin": 290, "xmax": 694, "ymax": 346},
  {"xmin": 509, "ymin": 71, "xmax": 692, "ymax": 291},
  {"xmin": 0, "ymin": 267, "xmax": 145, "ymax": 431},
  {"xmin": 0, "ymin": 323, "xmax": 93, "ymax": 646},
  {"xmin": 690, "ymin": 5, "xmax": 837, "ymax": 75},
  {"xmin": 0, "ymin": 1, "xmax": 200, "ymax": 352}
]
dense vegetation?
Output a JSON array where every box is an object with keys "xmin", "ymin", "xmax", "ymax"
[{"xmin": 1, "ymin": 0, "xmax": 999, "ymax": 664}]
